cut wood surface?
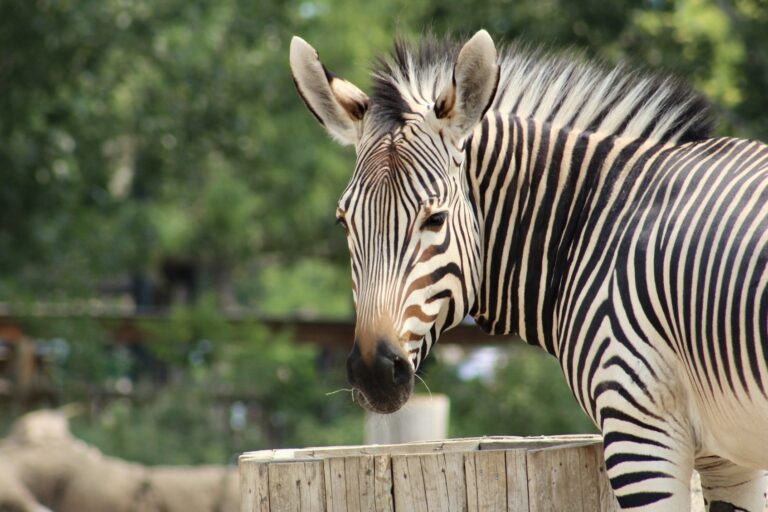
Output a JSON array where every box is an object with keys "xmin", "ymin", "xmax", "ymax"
[
  {"xmin": 240, "ymin": 435, "xmax": 620, "ymax": 512},
  {"xmin": 240, "ymin": 434, "xmax": 600, "ymax": 463}
]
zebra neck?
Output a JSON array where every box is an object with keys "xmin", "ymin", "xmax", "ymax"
[{"xmin": 466, "ymin": 113, "xmax": 624, "ymax": 355}]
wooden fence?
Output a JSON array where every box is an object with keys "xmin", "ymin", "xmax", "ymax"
[
  {"xmin": 239, "ymin": 435, "xmax": 619, "ymax": 512},
  {"xmin": 0, "ymin": 306, "xmax": 519, "ymax": 404},
  {"xmin": 0, "ymin": 305, "xmax": 519, "ymax": 348}
]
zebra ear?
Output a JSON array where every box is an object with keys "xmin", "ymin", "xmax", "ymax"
[
  {"xmin": 290, "ymin": 36, "xmax": 369, "ymax": 146},
  {"xmin": 434, "ymin": 30, "xmax": 499, "ymax": 139}
]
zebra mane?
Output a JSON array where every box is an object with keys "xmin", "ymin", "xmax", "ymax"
[{"xmin": 370, "ymin": 35, "xmax": 714, "ymax": 143}]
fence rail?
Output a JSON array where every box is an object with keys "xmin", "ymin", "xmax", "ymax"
[
  {"xmin": 0, "ymin": 303, "xmax": 520, "ymax": 347},
  {"xmin": 0, "ymin": 303, "xmax": 520, "ymax": 405}
]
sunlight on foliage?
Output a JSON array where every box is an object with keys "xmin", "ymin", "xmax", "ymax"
[{"xmin": 633, "ymin": 0, "xmax": 745, "ymax": 107}]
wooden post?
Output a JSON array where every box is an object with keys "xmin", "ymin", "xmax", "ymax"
[
  {"xmin": 365, "ymin": 394, "xmax": 449, "ymax": 445},
  {"xmin": 13, "ymin": 337, "xmax": 36, "ymax": 405},
  {"xmin": 239, "ymin": 435, "xmax": 620, "ymax": 512}
]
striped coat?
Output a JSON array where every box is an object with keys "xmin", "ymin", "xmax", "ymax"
[{"xmin": 290, "ymin": 30, "xmax": 768, "ymax": 511}]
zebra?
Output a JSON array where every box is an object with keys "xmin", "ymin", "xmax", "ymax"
[{"xmin": 289, "ymin": 30, "xmax": 768, "ymax": 511}]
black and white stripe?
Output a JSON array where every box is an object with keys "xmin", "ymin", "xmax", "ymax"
[
  {"xmin": 291, "ymin": 31, "xmax": 768, "ymax": 511},
  {"xmin": 339, "ymin": 124, "xmax": 482, "ymax": 367}
]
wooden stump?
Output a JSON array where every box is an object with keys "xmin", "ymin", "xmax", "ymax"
[{"xmin": 239, "ymin": 435, "xmax": 620, "ymax": 512}]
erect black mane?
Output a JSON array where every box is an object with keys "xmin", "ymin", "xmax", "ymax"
[
  {"xmin": 366, "ymin": 34, "xmax": 714, "ymax": 143},
  {"xmin": 369, "ymin": 34, "xmax": 460, "ymax": 131}
]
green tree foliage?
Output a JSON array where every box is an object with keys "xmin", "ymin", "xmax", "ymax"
[
  {"xmin": 2, "ymin": 0, "xmax": 767, "ymax": 462},
  {"xmin": 425, "ymin": 345, "xmax": 597, "ymax": 437},
  {"xmin": 2, "ymin": 0, "xmax": 767, "ymax": 309},
  {"xmin": 2, "ymin": 0, "xmax": 767, "ymax": 310},
  {"xmin": 18, "ymin": 301, "xmax": 366, "ymax": 464},
  {"xmin": 0, "ymin": 0, "xmax": 427, "ymax": 307}
]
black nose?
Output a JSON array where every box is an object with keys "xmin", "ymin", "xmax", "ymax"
[
  {"xmin": 346, "ymin": 339, "xmax": 414, "ymax": 412},
  {"xmin": 376, "ymin": 342, "xmax": 412, "ymax": 386}
]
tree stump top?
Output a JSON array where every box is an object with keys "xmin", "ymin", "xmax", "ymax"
[{"xmin": 239, "ymin": 435, "xmax": 620, "ymax": 512}]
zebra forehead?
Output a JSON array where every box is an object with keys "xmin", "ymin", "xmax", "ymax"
[
  {"xmin": 344, "ymin": 171, "xmax": 420, "ymax": 209},
  {"xmin": 354, "ymin": 132, "xmax": 437, "ymax": 178},
  {"xmin": 340, "ymin": 176, "xmax": 445, "ymax": 224},
  {"xmin": 340, "ymin": 125, "xmax": 452, "ymax": 211}
]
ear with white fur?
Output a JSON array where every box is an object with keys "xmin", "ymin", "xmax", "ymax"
[
  {"xmin": 290, "ymin": 36, "xmax": 369, "ymax": 145},
  {"xmin": 434, "ymin": 30, "xmax": 499, "ymax": 139}
]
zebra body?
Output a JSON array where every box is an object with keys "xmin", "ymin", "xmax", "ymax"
[
  {"xmin": 473, "ymin": 113, "xmax": 768, "ymax": 507},
  {"xmin": 471, "ymin": 114, "xmax": 768, "ymax": 459},
  {"xmin": 290, "ymin": 30, "xmax": 768, "ymax": 510}
]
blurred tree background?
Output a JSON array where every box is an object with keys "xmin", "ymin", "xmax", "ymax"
[{"xmin": 0, "ymin": 0, "xmax": 765, "ymax": 464}]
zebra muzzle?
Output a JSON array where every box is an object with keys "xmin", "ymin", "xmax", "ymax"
[{"xmin": 346, "ymin": 340, "xmax": 414, "ymax": 414}]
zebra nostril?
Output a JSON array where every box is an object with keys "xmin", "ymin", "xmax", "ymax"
[
  {"xmin": 392, "ymin": 355, "xmax": 412, "ymax": 386},
  {"xmin": 373, "ymin": 341, "xmax": 413, "ymax": 388}
]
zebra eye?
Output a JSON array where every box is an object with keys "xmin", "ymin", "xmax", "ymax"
[
  {"xmin": 336, "ymin": 217, "xmax": 348, "ymax": 230},
  {"xmin": 422, "ymin": 211, "xmax": 447, "ymax": 230}
]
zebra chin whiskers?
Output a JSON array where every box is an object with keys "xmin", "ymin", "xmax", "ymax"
[
  {"xmin": 325, "ymin": 388, "xmax": 356, "ymax": 403},
  {"xmin": 414, "ymin": 373, "xmax": 433, "ymax": 400},
  {"xmin": 352, "ymin": 387, "xmax": 378, "ymax": 413}
]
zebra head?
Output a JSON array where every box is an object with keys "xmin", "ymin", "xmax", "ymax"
[{"xmin": 290, "ymin": 31, "xmax": 499, "ymax": 413}]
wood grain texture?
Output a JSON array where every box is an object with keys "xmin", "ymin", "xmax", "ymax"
[
  {"xmin": 240, "ymin": 435, "xmax": 602, "ymax": 462},
  {"xmin": 268, "ymin": 463, "xmax": 300, "ymax": 511},
  {"xmin": 505, "ymin": 449, "xmax": 529, "ymax": 511},
  {"xmin": 240, "ymin": 459, "xmax": 270, "ymax": 512},
  {"xmin": 527, "ymin": 443, "xmax": 565, "ymax": 512},
  {"xmin": 419, "ymin": 454, "xmax": 450, "ymax": 511},
  {"xmin": 373, "ymin": 455, "xmax": 394, "ymax": 512},
  {"xmin": 392, "ymin": 455, "xmax": 420, "ymax": 512},
  {"xmin": 526, "ymin": 441, "xmax": 618, "ymax": 512},
  {"xmin": 301, "ymin": 461, "xmax": 326, "ymax": 511},
  {"xmin": 464, "ymin": 448, "xmax": 478, "ymax": 512},
  {"xmin": 343, "ymin": 456, "xmax": 361, "ymax": 512},
  {"xmin": 326, "ymin": 457, "xmax": 347, "ymax": 512},
  {"xmin": 575, "ymin": 443, "xmax": 601, "ymax": 511},
  {"xmin": 356, "ymin": 455, "xmax": 375, "ymax": 511},
  {"xmin": 392, "ymin": 455, "xmax": 409, "ymax": 511},
  {"xmin": 472, "ymin": 450, "xmax": 507, "ymax": 511},
  {"xmin": 443, "ymin": 452, "xmax": 468, "ymax": 512},
  {"xmin": 405, "ymin": 455, "xmax": 429, "ymax": 512},
  {"xmin": 239, "ymin": 436, "xmax": 618, "ymax": 512}
]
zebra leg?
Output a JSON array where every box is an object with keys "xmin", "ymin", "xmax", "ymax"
[
  {"xmin": 696, "ymin": 456, "xmax": 768, "ymax": 512},
  {"xmin": 601, "ymin": 423, "xmax": 694, "ymax": 510},
  {"xmin": 593, "ymin": 358, "xmax": 696, "ymax": 510}
]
